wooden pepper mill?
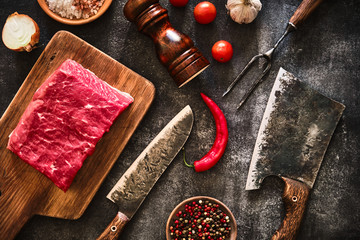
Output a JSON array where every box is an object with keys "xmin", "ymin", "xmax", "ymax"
[{"xmin": 124, "ymin": 0, "xmax": 210, "ymax": 87}]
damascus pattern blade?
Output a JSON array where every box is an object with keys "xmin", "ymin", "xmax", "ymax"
[{"xmin": 107, "ymin": 105, "xmax": 193, "ymax": 219}]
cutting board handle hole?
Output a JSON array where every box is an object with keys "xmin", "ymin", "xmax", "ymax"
[
  {"xmin": 0, "ymin": 190, "xmax": 2, "ymax": 197},
  {"xmin": 111, "ymin": 226, "xmax": 117, "ymax": 232}
]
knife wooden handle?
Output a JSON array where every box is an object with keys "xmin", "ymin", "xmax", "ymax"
[
  {"xmin": 290, "ymin": 0, "xmax": 324, "ymax": 27},
  {"xmin": 271, "ymin": 177, "xmax": 311, "ymax": 240},
  {"xmin": 96, "ymin": 211, "xmax": 130, "ymax": 240}
]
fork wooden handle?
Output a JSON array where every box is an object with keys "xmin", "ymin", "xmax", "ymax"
[{"xmin": 290, "ymin": 0, "xmax": 324, "ymax": 27}]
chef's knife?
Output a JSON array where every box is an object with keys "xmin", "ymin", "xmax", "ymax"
[
  {"xmin": 246, "ymin": 68, "xmax": 345, "ymax": 240},
  {"xmin": 97, "ymin": 105, "xmax": 194, "ymax": 240}
]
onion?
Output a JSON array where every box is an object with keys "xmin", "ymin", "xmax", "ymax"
[{"xmin": 2, "ymin": 12, "xmax": 40, "ymax": 52}]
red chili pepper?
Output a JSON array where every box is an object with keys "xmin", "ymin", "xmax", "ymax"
[{"xmin": 184, "ymin": 93, "xmax": 228, "ymax": 172}]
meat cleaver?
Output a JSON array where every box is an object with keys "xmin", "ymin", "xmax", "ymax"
[
  {"xmin": 246, "ymin": 68, "xmax": 345, "ymax": 239},
  {"xmin": 97, "ymin": 105, "xmax": 194, "ymax": 240}
]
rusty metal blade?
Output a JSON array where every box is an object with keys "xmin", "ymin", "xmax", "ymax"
[
  {"xmin": 246, "ymin": 68, "xmax": 345, "ymax": 190},
  {"xmin": 107, "ymin": 105, "xmax": 193, "ymax": 219}
]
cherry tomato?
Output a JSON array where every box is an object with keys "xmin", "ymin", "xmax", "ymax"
[
  {"xmin": 211, "ymin": 40, "xmax": 233, "ymax": 63},
  {"xmin": 169, "ymin": 0, "xmax": 189, "ymax": 7},
  {"xmin": 193, "ymin": 1, "xmax": 217, "ymax": 24}
]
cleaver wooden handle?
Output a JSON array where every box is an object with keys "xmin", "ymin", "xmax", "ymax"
[
  {"xmin": 96, "ymin": 211, "xmax": 130, "ymax": 240},
  {"xmin": 290, "ymin": 0, "xmax": 324, "ymax": 27},
  {"xmin": 271, "ymin": 177, "xmax": 311, "ymax": 240}
]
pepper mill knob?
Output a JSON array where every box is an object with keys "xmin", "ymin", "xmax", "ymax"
[{"xmin": 124, "ymin": 0, "xmax": 210, "ymax": 87}]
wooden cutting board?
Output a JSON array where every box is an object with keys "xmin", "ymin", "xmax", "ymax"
[{"xmin": 0, "ymin": 31, "xmax": 155, "ymax": 239}]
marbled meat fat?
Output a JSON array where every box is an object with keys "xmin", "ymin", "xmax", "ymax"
[{"xmin": 7, "ymin": 59, "xmax": 134, "ymax": 192}]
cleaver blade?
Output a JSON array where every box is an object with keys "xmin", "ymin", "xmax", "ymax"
[
  {"xmin": 97, "ymin": 105, "xmax": 194, "ymax": 240},
  {"xmin": 246, "ymin": 68, "xmax": 345, "ymax": 239}
]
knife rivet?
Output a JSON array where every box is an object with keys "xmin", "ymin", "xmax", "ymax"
[
  {"xmin": 292, "ymin": 196, "xmax": 298, "ymax": 202},
  {"xmin": 111, "ymin": 226, "xmax": 117, "ymax": 232}
]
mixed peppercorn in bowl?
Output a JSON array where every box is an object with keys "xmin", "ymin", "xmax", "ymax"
[{"xmin": 166, "ymin": 196, "xmax": 237, "ymax": 240}]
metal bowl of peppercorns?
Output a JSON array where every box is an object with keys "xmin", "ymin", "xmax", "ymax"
[{"xmin": 166, "ymin": 196, "xmax": 237, "ymax": 240}]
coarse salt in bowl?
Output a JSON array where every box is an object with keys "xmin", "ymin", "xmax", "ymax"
[{"xmin": 37, "ymin": 0, "xmax": 113, "ymax": 25}]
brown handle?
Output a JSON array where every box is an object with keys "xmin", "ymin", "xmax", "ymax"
[
  {"xmin": 0, "ymin": 201, "xmax": 31, "ymax": 240},
  {"xmin": 123, "ymin": 0, "xmax": 209, "ymax": 87},
  {"xmin": 271, "ymin": 177, "xmax": 311, "ymax": 240},
  {"xmin": 0, "ymin": 178, "xmax": 33, "ymax": 240},
  {"xmin": 96, "ymin": 211, "xmax": 130, "ymax": 240},
  {"xmin": 289, "ymin": 0, "xmax": 324, "ymax": 27}
]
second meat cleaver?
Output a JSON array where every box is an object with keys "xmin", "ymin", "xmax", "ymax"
[
  {"xmin": 246, "ymin": 68, "xmax": 345, "ymax": 240},
  {"xmin": 97, "ymin": 105, "xmax": 194, "ymax": 240}
]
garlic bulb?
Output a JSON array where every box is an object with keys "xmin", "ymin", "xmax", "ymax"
[{"xmin": 226, "ymin": 0, "xmax": 262, "ymax": 24}]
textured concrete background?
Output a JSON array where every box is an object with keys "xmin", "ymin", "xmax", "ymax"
[{"xmin": 0, "ymin": 0, "xmax": 359, "ymax": 239}]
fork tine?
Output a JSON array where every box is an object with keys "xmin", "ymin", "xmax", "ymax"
[
  {"xmin": 222, "ymin": 54, "xmax": 263, "ymax": 97},
  {"xmin": 236, "ymin": 61, "xmax": 272, "ymax": 109}
]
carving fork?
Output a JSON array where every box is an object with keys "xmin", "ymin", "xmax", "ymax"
[{"xmin": 223, "ymin": 0, "xmax": 324, "ymax": 109}]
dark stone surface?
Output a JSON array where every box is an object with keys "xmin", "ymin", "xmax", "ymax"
[{"xmin": 0, "ymin": 0, "xmax": 359, "ymax": 239}]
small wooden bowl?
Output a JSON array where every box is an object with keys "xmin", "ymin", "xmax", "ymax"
[
  {"xmin": 37, "ymin": 0, "xmax": 113, "ymax": 25},
  {"xmin": 166, "ymin": 196, "xmax": 237, "ymax": 240}
]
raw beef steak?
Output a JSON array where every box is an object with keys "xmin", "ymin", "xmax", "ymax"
[{"xmin": 7, "ymin": 59, "xmax": 134, "ymax": 192}]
